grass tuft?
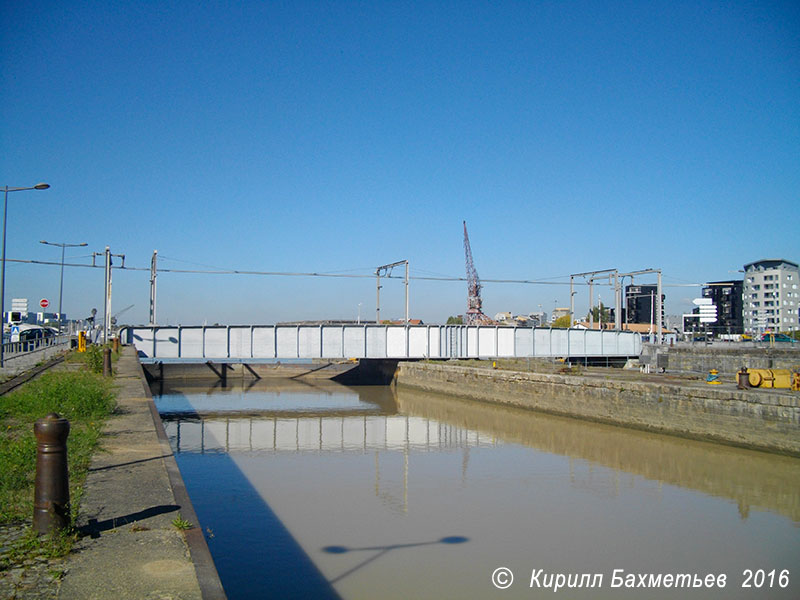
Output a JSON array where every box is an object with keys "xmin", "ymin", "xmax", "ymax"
[
  {"xmin": 171, "ymin": 514, "xmax": 193, "ymax": 530},
  {"xmin": 0, "ymin": 369, "xmax": 115, "ymax": 525}
]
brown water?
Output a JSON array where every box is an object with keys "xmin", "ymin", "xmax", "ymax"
[{"xmin": 155, "ymin": 380, "xmax": 800, "ymax": 599}]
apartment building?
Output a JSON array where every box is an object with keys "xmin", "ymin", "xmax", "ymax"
[
  {"xmin": 742, "ymin": 259, "xmax": 799, "ymax": 334},
  {"xmin": 701, "ymin": 280, "xmax": 744, "ymax": 335}
]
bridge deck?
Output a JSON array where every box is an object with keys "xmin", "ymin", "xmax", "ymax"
[{"xmin": 122, "ymin": 324, "xmax": 641, "ymax": 362}]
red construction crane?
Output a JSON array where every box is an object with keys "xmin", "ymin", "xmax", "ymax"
[{"xmin": 463, "ymin": 221, "xmax": 494, "ymax": 325}]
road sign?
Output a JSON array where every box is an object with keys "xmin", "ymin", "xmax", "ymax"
[
  {"xmin": 690, "ymin": 297, "xmax": 717, "ymax": 323},
  {"xmin": 40, "ymin": 298, "xmax": 49, "ymax": 309}
]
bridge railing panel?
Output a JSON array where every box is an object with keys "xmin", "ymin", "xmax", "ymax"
[
  {"xmin": 427, "ymin": 327, "xmax": 442, "ymax": 358},
  {"xmin": 154, "ymin": 328, "xmax": 180, "ymax": 358},
  {"xmin": 465, "ymin": 328, "xmax": 477, "ymax": 357},
  {"xmin": 570, "ymin": 329, "xmax": 588, "ymax": 356},
  {"xmin": 551, "ymin": 329, "xmax": 568, "ymax": 356},
  {"xmin": 497, "ymin": 328, "xmax": 515, "ymax": 357},
  {"xmin": 594, "ymin": 330, "xmax": 611, "ymax": 357},
  {"xmin": 343, "ymin": 326, "xmax": 364, "ymax": 357},
  {"xmin": 386, "ymin": 327, "xmax": 406, "ymax": 357},
  {"xmin": 298, "ymin": 326, "xmax": 321, "ymax": 358},
  {"xmin": 123, "ymin": 324, "xmax": 641, "ymax": 361},
  {"xmin": 253, "ymin": 326, "xmax": 276, "ymax": 358},
  {"xmin": 322, "ymin": 327, "xmax": 344, "ymax": 358},
  {"xmin": 366, "ymin": 326, "xmax": 387, "ymax": 358},
  {"xmin": 476, "ymin": 327, "xmax": 494, "ymax": 357},
  {"xmin": 276, "ymin": 327, "xmax": 298, "ymax": 358},
  {"xmin": 530, "ymin": 328, "xmax": 547, "ymax": 357},
  {"xmin": 180, "ymin": 328, "xmax": 204, "ymax": 359},
  {"xmin": 514, "ymin": 328, "xmax": 532, "ymax": 357},
  {"xmin": 230, "ymin": 327, "xmax": 252, "ymax": 359},
  {"xmin": 409, "ymin": 327, "xmax": 428, "ymax": 357},
  {"xmin": 205, "ymin": 327, "xmax": 228, "ymax": 359}
]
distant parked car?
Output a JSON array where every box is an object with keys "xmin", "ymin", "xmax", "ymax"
[{"xmin": 758, "ymin": 333, "xmax": 797, "ymax": 344}]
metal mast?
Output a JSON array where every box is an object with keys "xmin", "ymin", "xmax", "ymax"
[
  {"xmin": 463, "ymin": 221, "xmax": 492, "ymax": 325},
  {"xmin": 149, "ymin": 250, "xmax": 157, "ymax": 326}
]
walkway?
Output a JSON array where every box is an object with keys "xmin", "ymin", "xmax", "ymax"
[
  {"xmin": 0, "ymin": 347, "xmax": 226, "ymax": 599},
  {"xmin": 57, "ymin": 346, "xmax": 225, "ymax": 599}
]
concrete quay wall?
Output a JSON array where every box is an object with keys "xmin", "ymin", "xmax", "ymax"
[
  {"xmin": 643, "ymin": 344, "xmax": 800, "ymax": 375},
  {"xmin": 395, "ymin": 362, "xmax": 800, "ymax": 457}
]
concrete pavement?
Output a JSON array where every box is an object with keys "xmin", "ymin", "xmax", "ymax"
[{"xmin": 58, "ymin": 346, "xmax": 226, "ymax": 599}]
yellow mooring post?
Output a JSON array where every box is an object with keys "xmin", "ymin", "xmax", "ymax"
[
  {"xmin": 77, "ymin": 331, "xmax": 86, "ymax": 353},
  {"xmin": 706, "ymin": 369, "xmax": 721, "ymax": 385}
]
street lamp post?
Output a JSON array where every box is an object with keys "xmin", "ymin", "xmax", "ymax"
[
  {"xmin": 1, "ymin": 183, "xmax": 50, "ymax": 367},
  {"xmin": 40, "ymin": 240, "xmax": 88, "ymax": 330}
]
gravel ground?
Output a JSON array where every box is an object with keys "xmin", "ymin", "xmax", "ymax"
[{"xmin": 0, "ymin": 523, "xmax": 67, "ymax": 599}]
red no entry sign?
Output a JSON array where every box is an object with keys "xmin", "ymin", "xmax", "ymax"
[{"xmin": 40, "ymin": 298, "xmax": 50, "ymax": 309}]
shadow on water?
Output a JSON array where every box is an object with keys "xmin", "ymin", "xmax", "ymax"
[
  {"xmin": 322, "ymin": 536, "xmax": 469, "ymax": 585},
  {"xmin": 176, "ymin": 451, "xmax": 342, "ymax": 600}
]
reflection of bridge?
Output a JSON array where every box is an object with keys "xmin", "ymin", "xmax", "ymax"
[
  {"xmin": 163, "ymin": 414, "xmax": 496, "ymax": 455},
  {"xmin": 396, "ymin": 387, "xmax": 800, "ymax": 522},
  {"xmin": 123, "ymin": 324, "xmax": 641, "ymax": 362}
]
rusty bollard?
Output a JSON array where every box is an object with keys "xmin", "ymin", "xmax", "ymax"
[
  {"xmin": 737, "ymin": 367, "xmax": 750, "ymax": 390},
  {"xmin": 113, "ymin": 336, "xmax": 120, "ymax": 354},
  {"xmin": 33, "ymin": 413, "xmax": 71, "ymax": 535},
  {"xmin": 103, "ymin": 347, "xmax": 112, "ymax": 377}
]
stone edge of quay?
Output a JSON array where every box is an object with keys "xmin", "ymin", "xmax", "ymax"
[{"xmin": 130, "ymin": 351, "xmax": 228, "ymax": 600}]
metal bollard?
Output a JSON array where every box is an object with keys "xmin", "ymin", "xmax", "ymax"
[
  {"xmin": 113, "ymin": 336, "xmax": 119, "ymax": 354},
  {"xmin": 33, "ymin": 413, "xmax": 71, "ymax": 535},
  {"xmin": 103, "ymin": 347, "xmax": 112, "ymax": 376},
  {"xmin": 737, "ymin": 367, "xmax": 750, "ymax": 389}
]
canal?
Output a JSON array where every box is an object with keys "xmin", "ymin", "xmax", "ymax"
[{"xmin": 152, "ymin": 379, "xmax": 800, "ymax": 599}]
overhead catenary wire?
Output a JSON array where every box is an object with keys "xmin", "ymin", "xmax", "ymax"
[{"xmin": 4, "ymin": 258, "xmax": 704, "ymax": 287}]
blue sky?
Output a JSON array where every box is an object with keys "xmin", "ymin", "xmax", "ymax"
[{"xmin": 2, "ymin": 1, "xmax": 798, "ymax": 325}]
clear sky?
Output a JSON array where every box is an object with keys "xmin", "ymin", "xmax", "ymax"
[{"xmin": 2, "ymin": 1, "xmax": 798, "ymax": 326}]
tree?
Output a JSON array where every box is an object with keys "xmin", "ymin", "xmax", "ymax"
[
  {"xmin": 446, "ymin": 316, "xmax": 464, "ymax": 324},
  {"xmin": 587, "ymin": 303, "xmax": 612, "ymax": 324},
  {"xmin": 552, "ymin": 315, "xmax": 572, "ymax": 328}
]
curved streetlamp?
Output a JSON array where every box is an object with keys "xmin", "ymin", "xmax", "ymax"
[
  {"xmin": 1, "ymin": 183, "xmax": 50, "ymax": 367},
  {"xmin": 40, "ymin": 240, "xmax": 88, "ymax": 329}
]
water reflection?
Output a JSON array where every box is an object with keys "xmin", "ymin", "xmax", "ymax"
[
  {"xmin": 395, "ymin": 387, "xmax": 800, "ymax": 524},
  {"xmin": 157, "ymin": 381, "xmax": 800, "ymax": 523},
  {"xmin": 154, "ymin": 379, "xmax": 800, "ymax": 599},
  {"xmin": 155, "ymin": 379, "xmax": 396, "ymax": 418}
]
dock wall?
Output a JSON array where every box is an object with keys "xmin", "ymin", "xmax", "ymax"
[
  {"xmin": 395, "ymin": 362, "xmax": 800, "ymax": 456},
  {"xmin": 642, "ymin": 344, "xmax": 800, "ymax": 375}
]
